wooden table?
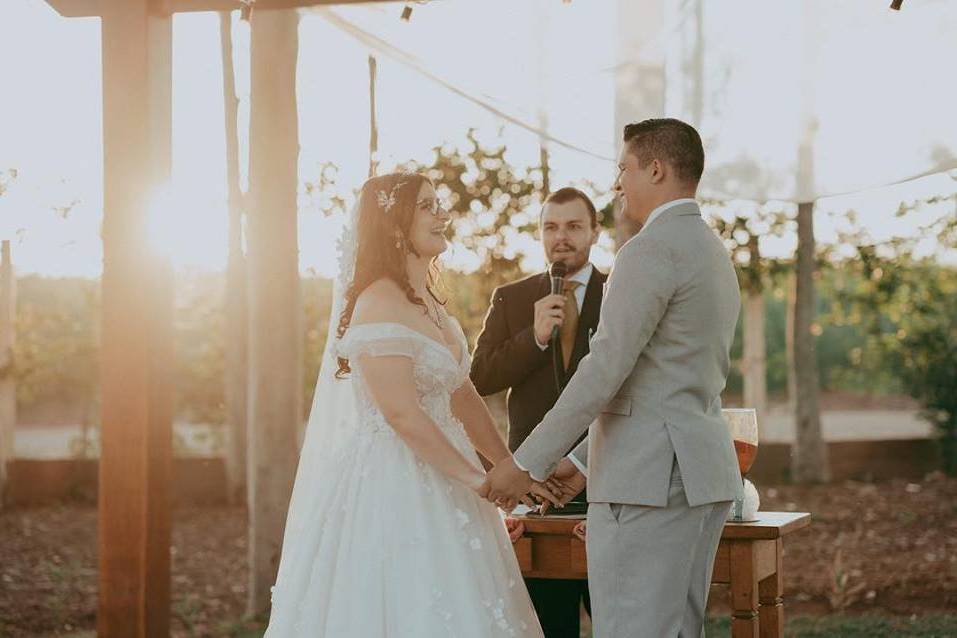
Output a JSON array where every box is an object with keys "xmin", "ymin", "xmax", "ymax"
[{"xmin": 513, "ymin": 511, "xmax": 811, "ymax": 638}]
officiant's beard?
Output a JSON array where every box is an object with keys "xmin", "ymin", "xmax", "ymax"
[{"xmin": 546, "ymin": 242, "xmax": 591, "ymax": 275}]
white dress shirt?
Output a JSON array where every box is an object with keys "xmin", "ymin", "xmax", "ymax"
[{"xmin": 640, "ymin": 198, "xmax": 697, "ymax": 238}]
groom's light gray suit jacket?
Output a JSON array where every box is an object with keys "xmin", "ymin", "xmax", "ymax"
[{"xmin": 514, "ymin": 201, "xmax": 743, "ymax": 508}]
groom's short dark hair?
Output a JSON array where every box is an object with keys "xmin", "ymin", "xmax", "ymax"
[{"xmin": 623, "ymin": 118, "xmax": 704, "ymax": 184}]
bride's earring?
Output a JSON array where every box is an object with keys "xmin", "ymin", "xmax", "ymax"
[{"xmin": 394, "ymin": 232, "xmax": 403, "ymax": 251}]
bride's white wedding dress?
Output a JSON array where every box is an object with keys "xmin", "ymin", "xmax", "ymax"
[{"xmin": 265, "ymin": 319, "xmax": 544, "ymax": 637}]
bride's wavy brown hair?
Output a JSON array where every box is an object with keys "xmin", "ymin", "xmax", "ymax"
[{"xmin": 335, "ymin": 172, "xmax": 445, "ymax": 378}]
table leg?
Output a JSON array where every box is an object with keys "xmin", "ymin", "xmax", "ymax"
[
  {"xmin": 729, "ymin": 541, "xmax": 759, "ymax": 638},
  {"xmin": 758, "ymin": 538, "xmax": 784, "ymax": 638}
]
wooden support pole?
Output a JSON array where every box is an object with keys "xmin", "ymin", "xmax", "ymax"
[
  {"xmin": 245, "ymin": 7, "xmax": 302, "ymax": 618},
  {"xmin": 742, "ymin": 233, "xmax": 767, "ymax": 423},
  {"xmin": 792, "ymin": 201, "xmax": 829, "ymax": 483},
  {"xmin": 0, "ymin": 240, "xmax": 15, "ymax": 509},
  {"xmin": 220, "ymin": 10, "xmax": 249, "ymax": 507},
  {"xmin": 368, "ymin": 54, "xmax": 378, "ymax": 177},
  {"xmin": 97, "ymin": 1, "xmax": 173, "ymax": 634}
]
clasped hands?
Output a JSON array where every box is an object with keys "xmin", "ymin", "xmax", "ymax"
[{"xmin": 477, "ymin": 456, "xmax": 586, "ymax": 514}]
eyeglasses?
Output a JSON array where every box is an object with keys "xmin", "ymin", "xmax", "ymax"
[{"xmin": 416, "ymin": 197, "xmax": 450, "ymax": 217}]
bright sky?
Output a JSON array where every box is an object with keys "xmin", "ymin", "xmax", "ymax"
[{"xmin": 0, "ymin": 0, "xmax": 953, "ymax": 278}]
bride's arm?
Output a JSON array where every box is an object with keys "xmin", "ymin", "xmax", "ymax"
[
  {"xmin": 360, "ymin": 354, "xmax": 486, "ymax": 492},
  {"xmin": 450, "ymin": 380, "xmax": 511, "ymax": 464},
  {"xmin": 451, "ymin": 380, "xmax": 564, "ymax": 509}
]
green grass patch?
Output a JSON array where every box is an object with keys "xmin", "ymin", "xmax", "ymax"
[
  {"xmin": 192, "ymin": 613, "xmax": 957, "ymax": 637},
  {"xmin": 705, "ymin": 613, "xmax": 957, "ymax": 637}
]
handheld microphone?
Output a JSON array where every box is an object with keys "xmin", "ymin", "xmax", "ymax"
[{"xmin": 548, "ymin": 261, "xmax": 567, "ymax": 341}]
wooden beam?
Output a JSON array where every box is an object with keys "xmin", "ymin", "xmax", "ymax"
[
  {"xmin": 42, "ymin": 0, "xmax": 101, "ymax": 18},
  {"xmin": 175, "ymin": 0, "xmax": 400, "ymax": 12},
  {"xmin": 44, "ymin": 0, "xmax": 401, "ymax": 18},
  {"xmin": 97, "ymin": 0, "xmax": 174, "ymax": 635}
]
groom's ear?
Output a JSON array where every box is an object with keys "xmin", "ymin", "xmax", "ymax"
[{"xmin": 649, "ymin": 159, "xmax": 668, "ymax": 184}]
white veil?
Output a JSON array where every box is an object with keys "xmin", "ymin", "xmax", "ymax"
[{"xmin": 268, "ymin": 199, "xmax": 361, "ymax": 608}]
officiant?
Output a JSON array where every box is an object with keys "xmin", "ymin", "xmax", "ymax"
[{"xmin": 470, "ymin": 186, "xmax": 606, "ymax": 638}]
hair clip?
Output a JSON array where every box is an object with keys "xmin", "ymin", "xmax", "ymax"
[{"xmin": 376, "ymin": 180, "xmax": 407, "ymax": 213}]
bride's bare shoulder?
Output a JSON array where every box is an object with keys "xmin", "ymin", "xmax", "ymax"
[{"xmin": 352, "ymin": 279, "xmax": 408, "ymax": 324}]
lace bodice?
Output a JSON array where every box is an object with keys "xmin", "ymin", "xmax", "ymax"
[{"xmin": 335, "ymin": 321, "xmax": 472, "ymax": 436}]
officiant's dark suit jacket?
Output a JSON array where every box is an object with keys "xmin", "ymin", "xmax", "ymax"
[{"xmin": 470, "ymin": 266, "xmax": 608, "ymax": 456}]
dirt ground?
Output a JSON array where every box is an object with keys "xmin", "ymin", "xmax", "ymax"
[
  {"xmin": 709, "ymin": 471, "xmax": 957, "ymax": 617},
  {"xmin": 1, "ymin": 474, "xmax": 955, "ymax": 637}
]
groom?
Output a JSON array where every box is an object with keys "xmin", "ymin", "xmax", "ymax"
[{"xmin": 482, "ymin": 118, "xmax": 743, "ymax": 637}]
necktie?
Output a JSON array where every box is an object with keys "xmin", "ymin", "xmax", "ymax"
[{"xmin": 560, "ymin": 281, "xmax": 582, "ymax": 371}]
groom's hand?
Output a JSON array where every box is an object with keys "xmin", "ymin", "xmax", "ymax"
[
  {"xmin": 529, "ymin": 481, "xmax": 564, "ymax": 510},
  {"xmin": 543, "ymin": 458, "xmax": 586, "ymax": 510}
]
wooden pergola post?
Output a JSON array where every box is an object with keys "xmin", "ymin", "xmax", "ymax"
[
  {"xmin": 792, "ymin": 200, "xmax": 829, "ymax": 483},
  {"xmin": 245, "ymin": 7, "xmax": 302, "ymax": 616},
  {"xmin": 742, "ymin": 233, "xmax": 767, "ymax": 422},
  {"xmin": 0, "ymin": 240, "xmax": 15, "ymax": 509},
  {"xmin": 97, "ymin": 1, "xmax": 174, "ymax": 634}
]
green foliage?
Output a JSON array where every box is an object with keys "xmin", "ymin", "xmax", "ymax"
[
  {"xmin": 827, "ymin": 180, "xmax": 957, "ymax": 472},
  {"xmin": 173, "ymin": 272, "xmax": 226, "ymax": 424},
  {"xmin": 13, "ymin": 276, "xmax": 99, "ymax": 423},
  {"xmin": 22, "ymin": 255, "xmax": 948, "ymax": 449},
  {"xmin": 703, "ymin": 200, "xmax": 794, "ymax": 293},
  {"xmin": 830, "ymin": 246, "xmax": 957, "ymax": 472},
  {"xmin": 12, "ymin": 274, "xmax": 337, "ymax": 429},
  {"xmin": 725, "ymin": 266, "xmax": 905, "ymax": 401}
]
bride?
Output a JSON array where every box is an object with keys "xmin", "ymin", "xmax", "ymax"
[{"xmin": 264, "ymin": 171, "xmax": 557, "ymax": 637}]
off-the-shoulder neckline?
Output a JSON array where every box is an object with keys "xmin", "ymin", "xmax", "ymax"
[{"xmin": 344, "ymin": 321, "xmax": 465, "ymax": 366}]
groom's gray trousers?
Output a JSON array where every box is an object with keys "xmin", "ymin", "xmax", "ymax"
[{"xmin": 586, "ymin": 460, "xmax": 731, "ymax": 638}]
